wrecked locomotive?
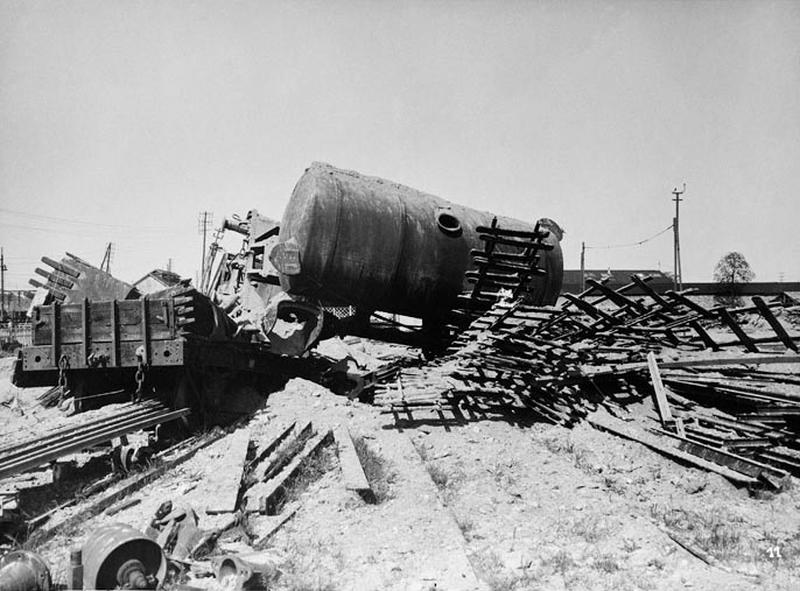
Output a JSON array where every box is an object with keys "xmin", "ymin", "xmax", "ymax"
[
  {"xmin": 14, "ymin": 162, "xmax": 564, "ymax": 418},
  {"xmin": 210, "ymin": 162, "xmax": 564, "ymax": 353}
]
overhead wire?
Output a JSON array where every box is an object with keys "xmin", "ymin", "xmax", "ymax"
[
  {"xmin": 0, "ymin": 220, "xmax": 175, "ymax": 237},
  {"xmin": 0, "ymin": 221, "xmax": 110, "ymax": 237},
  {"xmin": 0, "ymin": 206, "xmax": 173, "ymax": 231},
  {"xmin": 584, "ymin": 224, "xmax": 673, "ymax": 250}
]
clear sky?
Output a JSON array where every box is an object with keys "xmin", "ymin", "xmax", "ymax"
[{"xmin": 1, "ymin": 0, "xmax": 798, "ymax": 291}]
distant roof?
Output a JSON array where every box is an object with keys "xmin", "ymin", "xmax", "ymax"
[
  {"xmin": 563, "ymin": 269, "xmax": 672, "ymax": 282},
  {"xmin": 133, "ymin": 269, "xmax": 182, "ymax": 287}
]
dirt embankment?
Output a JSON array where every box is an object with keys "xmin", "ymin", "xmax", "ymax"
[{"xmin": 4, "ymin": 354, "xmax": 800, "ymax": 590}]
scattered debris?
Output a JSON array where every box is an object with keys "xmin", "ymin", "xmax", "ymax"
[
  {"xmin": 3, "ymin": 165, "xmax": 800, "ymax": 589},
  {"xmin": 374, "ymin": 268, "xmax": 800, "ymax": 489}
]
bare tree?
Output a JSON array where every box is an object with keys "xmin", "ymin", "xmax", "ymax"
[{"xmin": 713, "ymin": 251, "xmax": 754, "ymax": 307}]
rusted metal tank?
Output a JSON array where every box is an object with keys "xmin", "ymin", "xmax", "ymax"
[{"xmin": 271, "ymin": 162, "xmax": 563, "ymax": 318}]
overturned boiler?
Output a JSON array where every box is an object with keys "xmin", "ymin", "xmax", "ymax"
[{"xmin": 258, "ymin": 162, "xmax": 564, "ymax": 348}]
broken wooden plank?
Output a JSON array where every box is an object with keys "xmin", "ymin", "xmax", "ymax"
[
  {"xmin": 201, "ymin": 427, "xmax": 252, "ymax": 514},
  {"xmin": 243, "ymin": 422, "xmax": 313, "ymax": 510},
  {"xmin": 717, "ymin": 308, "xmax": 759, "ymax": 353},
  {"xmin": 247, "ymin": 421, "xmax": 296, "ymax": 472},
  {"xmin": 583, "ymin": 354, "xmax": 800, "ymax": 378},
  {"xmin": 665, "ymin": 291, "xmax": 715, "ymax": 318},
  {"xmin": 587, "ymin": 411, "xmax": 758, "ymax": 487},
  {"xmin": 655, "ymin": 429, "xmax": 789, "ymax": 489},
  {"xmin": 689, "ymin": 320, "xmax": 720, "ymax": 350},
  {"xmin": 258, "ymin": 429, "xmax": 333, "ymax": 515},
  {"xmin": 586, "ymin": 278, "xmax": 647, "ymax": 314},
  {"xmin": 334, "ymin": 427, "xmax": 372, "ymax": 496},
  {"xmin": 104, "ymin": 497, "xmax": 141, "ymax": 516},
  {"xmin": 752, "ymin": 296, "xmax": 799, "ymax": 352},
  {"xmin": 647, "ymin": 352, "xmax": 674, "ymax": 426},
  {"xmin": 250, "ymin": 421, "xmax": 313, "ymax": 485},
  {"xmin": 563, "ymin": 293, "xmax": 618, "ymax": 323}
]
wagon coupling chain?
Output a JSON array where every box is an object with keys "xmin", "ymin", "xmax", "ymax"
[
  {"xmin": 134, "ymin": 346, "xmax": 148, "ymax": 403},
  {"xmin": 57, "ymin": 354, "xmax": 70, "ymax": 397}
]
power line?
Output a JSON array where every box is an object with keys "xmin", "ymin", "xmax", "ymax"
[
  {"xmin": 0, "ymin": 207, "xmax": 172, "ymax": 231},
  {"xmin": 584, "ymin": 224, "xmax": 673, "ymax": 250},
  {"xmin": 0, "ymin": 221, "xmax": 101, "ymax": 237},
  {"xmin": 0, "ymin": 219, "xmax": 171, "ymax": 236}
]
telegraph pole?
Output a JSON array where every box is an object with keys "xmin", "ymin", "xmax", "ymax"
[
  {"xmin": 100, "ymin": 242, "xmax": 114, "ymax": 273},
  {"xmin": 671, "ymin": 184, "xmax": 686, "ymax": 291},
  {"xmin": 580, "ymin": 241, "xmax": 586, "ymax": 292},
  {"xmin": 0, "ymin": 247, "xmax": 5, "ymax": 323},
  {"xmin": 197, "ymin": 211, "xmax": 213, "ymax": 291}
]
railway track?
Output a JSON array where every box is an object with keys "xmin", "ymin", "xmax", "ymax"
[{"xmin": 0, "ymin": 400, "xmax": 190, "ymax": 481}]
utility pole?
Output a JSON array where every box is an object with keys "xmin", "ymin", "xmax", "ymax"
[
  {"xmin": 197, "ymin": 212, "xmax": 213, "ymax": 291},
  {"xmin": 100, "ymin": 242, "xmax": 114, "ymax": 273},
  {"xmin": 671, "ymin": 184, "xmax": 686, "ymax": 291},
  {"xmin": 167, "ymin": 258, "xmax": 173, "ymax": 273},
  {"xmin": 580, "ymin": 241, "xmax": 586, "ymax": 292},
  {"xmin": 0, "ymin": 247, "xmax": 5, "ymax": 324}
]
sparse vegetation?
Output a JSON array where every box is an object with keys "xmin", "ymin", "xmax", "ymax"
[
  {"xmin": 426, "ymin": 462, "xmax": 452, "ymax": 489},
  {"xmin": 472, "ymin": 550, "xmax": 544, "ymax": 591},
  {"xmin": 571, "ymin": 514, "xmax": 608, "ymax": 543},
  {"xmin": 411, "ymin": 440, "xmax": 465, "ymax": 504},
  {"xmin": 544, "ymin": 549, "xmax": 575, "ymax": 576},
  {"xmin": 487, "ymin": 459, "xmax": 517, "ymax": 487},
  {"xmin": 455, "ymin": 515, "xmax": 475, "ymax": 539},
  {"xmin": 647, "ymin": 557, "xmax": 666, "ymax": 570},
  {"xmin": 650, "ymin": 504, "xmax": 745, "ymax": 561},
  {"xmin": 593, "ymin": 553, "xmax": 620, "ymax": 573},
  {"xmin": 285, "ymin": 583, "xmax": 336, "ymax": 591},
  {"xmin": 272, "ymin": 536, "xmax": 343, "ymax": 591},
  {"xmin": 540, "ymin": 433, "xmax": 597, "ymax": 473},
  {"xmin": 541, "ymin": 433, "xmax": 575, "ymax": 456},
  {"xmin": 622, "ymin": 537, "xmax": 640, "ymax": 553},
  {"xmin": 602, "ymin": 474, "xmax": 626, "ymax": 495},
  {"xmin": 415, "ymin": 441, "xmax": 430, "ymax": 461},
  {"xmin": 273, "ymin": 445, "xmax": 336, "ymax": 514}
]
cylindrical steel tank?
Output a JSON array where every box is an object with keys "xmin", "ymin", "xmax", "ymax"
[{"xmin": 272, "ymin": 162, "xmax": 563, "ymax": 317}]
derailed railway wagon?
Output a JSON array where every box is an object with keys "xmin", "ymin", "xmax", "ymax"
[
  {"xmin": 13, "ymin": 162, "xmax": 565, "ymax": 409},
  {"xmin": 11, "ymin": 291, "xmax": 307, "ymax": 421}
]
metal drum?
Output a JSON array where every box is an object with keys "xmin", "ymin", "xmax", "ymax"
[
  {"xmin": 82, "ymin": 524, "xmax": 166, "ymax": 590},
  {"xmin": 272, "ymin": 162, "xmax": 563, "ymax": 318}
]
